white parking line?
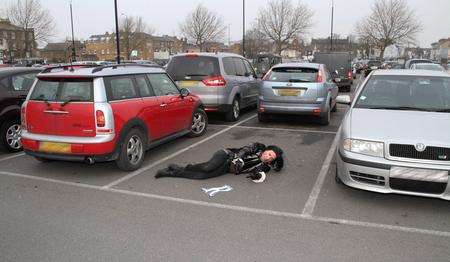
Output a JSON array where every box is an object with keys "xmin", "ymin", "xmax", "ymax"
[
  {"xmin": 1, "ymin": 170, "xmax": 449, "ymax": 238},
  {"xmin": 302, "ymin": 127, "xmax": 341, "ymax": 216},
  {"xmin": 102, "ymin": 114, "xmax": 257, "ymax": 189},
  {"xmin": 0, "ymin": 152, "xmax": 26, "ymax": 163},
  {"xmin": 218, "ymin": 125, "xmax": 338, "ymax": 135}
]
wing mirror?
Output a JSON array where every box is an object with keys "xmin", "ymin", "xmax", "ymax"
[
  {"xmin": 180, "ymin": 88, "xmax": 190, "ymax": 98},
  {"xmin": 336, "ymin": 95, "xmax": 351, "ymax": 105}
]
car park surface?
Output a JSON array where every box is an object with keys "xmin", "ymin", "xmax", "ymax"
[{"xmin": 1, "ymin": 76, "xmax": 449, "ymax": 261}]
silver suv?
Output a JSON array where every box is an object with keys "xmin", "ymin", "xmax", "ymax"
[{"xmin": 166, "ymin": 53, "xmax": 260, "ymax": 121}]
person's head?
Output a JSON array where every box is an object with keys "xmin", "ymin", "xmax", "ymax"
[{"xmin": 260, "ymin": 145, "xmax": 284, "ymax": 171}]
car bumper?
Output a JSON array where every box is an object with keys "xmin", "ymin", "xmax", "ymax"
[
  {"xmin": 259, "ymin": 101, "xmax": 326, "ymax": 116},
  {"xmin": 21, "ymin": 131, "xmax": 117, "ymax": 161},
  {"xmin": 336, "ymin": 149, "xmax": 450, "ymax": 200}
]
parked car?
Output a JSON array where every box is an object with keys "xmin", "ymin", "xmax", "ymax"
[
  {"xmin": 0, "ymin": 67, "xmax": 42, "ymax": 152},
  {"xmin": 404, "ymin": 58, "xmax": 432, "ymax": 69},
  {"xmin": 166, "ymin": 53, "xmax": 259, "ymax": 122},
  {"xmin": 363, "ymin": 60, "xmax": 382, "ymax": 77},
  {"xmin": 258, "ymin": 63, "xmax": 339, "ymax": 125},
  {"xmin": 411, "ymin": 63, "xmax": 446, "ymax": 72},
  {"xmin": 21, "ymin": 64, "xmax": 207, "ymax": 171},
  {"xmin": 253, "ymin": 53, "xmax": 283, "ymax": 78},
  {"xmin": 312, "ymin": 52, "xmax": 353, "ymax": 92},
  {"xmin": 335, "ymin": 69, "xmax": 450, "ymax": 200}
]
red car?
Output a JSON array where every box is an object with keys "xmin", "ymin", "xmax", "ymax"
[{"xmin": 21, "ymin": 64, "xmax": 208, "ymax": 171}]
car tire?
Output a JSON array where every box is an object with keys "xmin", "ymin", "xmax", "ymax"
[
  {"xmin": 319, "ymin": 105, "xmax": 331, "ymax": 126},
  {"xmin": 188, "ymin": 108, "xmax": 208, "ymax": 138},
  {"xmin": 116, "ymin": 129, "xmax": 146, "ymax": 171},
  {"xmin": 35, "ymin": 157, "xmax": 52, "ymax": 163},
  {"xmin": 335, "ymin": 164, "xmax": 343, "ymax": 184},
  {"xmin": 225, "ymin": 98, "xmax": 240, "ymax": 122},
  {"xmin": 0, "ymin": 119, "xmax": 22, "ymax": 153},
  {"xmin": 258, "ymin": 112, "xmax": 269, "ymax": 122}
]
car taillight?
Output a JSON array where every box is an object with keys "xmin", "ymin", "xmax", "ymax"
[
  {"xmin": 347, "ymin": 70, "xmax": 352, "ymax": 79},
  {"xmin": 96, "ymin": 110, "xmax": 106, "ymax": 127},
  {"xmin": 202, "ymin": 75, "xmax": 226, "ymax": 87},
  {"xmin": 21, "ymin": 103, "xmax": 27, "ymax": 130},
  {"xmin": 185, "ymin": 53, "xmax": 198, "ymax": 58},
  {"xmin": 316, "ymin": 70, "xmax": 324, "ymax": 83}
]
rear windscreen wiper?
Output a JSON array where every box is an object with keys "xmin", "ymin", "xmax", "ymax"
[
  {"xmin": 288, "ymin": 79, "xmax": 311, "ymax": 83},
  {"xmin": 61, "ymin": 98, "xmax": 83, "ymax": 107}
]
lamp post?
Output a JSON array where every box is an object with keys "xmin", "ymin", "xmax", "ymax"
[
  {"xmin": 242, "ymin": 0, "xmax": 246, "ymax": 57},
  {"xmin": 330, "ymin": 0, "xmax": 334, "ymax": 51},
  {"xmin": 69, "ymin": 0, "xmax": 77, "ymax": 62},
  {"xmin": 114, "ymin": 0, "xmax": 121, "ymax": 64}
]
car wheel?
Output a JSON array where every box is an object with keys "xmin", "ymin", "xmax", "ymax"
[
  {"xmin": 258, "ymin": 112, "xmax": 269, "ymax": 122},
  {"xmin": 225, "ymin": 98, "xmax": 240, "ymax": 122},
  {"xmin": 35, "ymin": 157, "xmax": 52, "ymax": 163},
  {"xmin": 319, "ymin": 105, "xmax": 331, "ymax": 126},
  {"xmin": 188, "ymin": 108, "xmax": 208, "ymax": 138},
  {"xmin": 0, "ymin": 119, "xmax": 22, "ymax": 152},
  {"xmin": 116, "ymin": 129, "xmax": 145, "ymax": 171}
]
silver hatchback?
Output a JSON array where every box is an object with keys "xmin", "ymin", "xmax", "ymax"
[
  {"xmin": 258, "ymin": 63, "xmax": 339, "ymax": 125},
  {"xmin": 336, "ymin": 70, "xmax": 450, "ymax": 200}
]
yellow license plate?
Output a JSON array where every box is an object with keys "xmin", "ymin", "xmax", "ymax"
[
  {"xmin": 39, "ymin": 142, "xmax": 71, "ymax": 153},
  {"xmin": 278, "ymin": 89, "xmax": 302, "ymax": 96},
  {"xmin": 178, "ymin": 81, "xmax": 199, "ymax": 87}
]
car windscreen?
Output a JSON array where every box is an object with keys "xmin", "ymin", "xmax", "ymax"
[
  {"xmin": 265, "ymin": 67, "xmax": 318, "ymax": 82},
  {"xmin": 354, "ymin": 75, "xmax": 450, "ymax": 112},
  {"xmin": 166, "ymin": 56, "xmax": 220, "ymax": 81},
  {"xmin": 415, "ymin": 64, "xmax": 444, "ymax": 71},
  {"xmin": 367, "ymin": 61, "xmax": 382, "ymax": 67},
  {"xmin": 30, "ymin": 78, "xmax": 93, "ymax": 102}
]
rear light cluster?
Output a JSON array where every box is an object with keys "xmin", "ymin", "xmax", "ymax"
[
  {"xmin": 202, "ymin": 75, "xmax": 227, "ymax": 87},
  {"xmin": 347, "ymin": 70, "xmax": 353, "ymax": 79},
  {"xmin": 96, "ymin": 110, "xmax": 105, "ymax": 127},
  {"xmin": 316, "ymin": 70, "xmax": 324, "ymax": 83},
  {"xmin": 95, "ymin": 105, "xmax": 114, "ymax": 134}
]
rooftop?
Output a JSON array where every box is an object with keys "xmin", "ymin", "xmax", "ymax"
[{"xmin": 37, "ymin": 64, "xmax": 165, "ymax": 78}]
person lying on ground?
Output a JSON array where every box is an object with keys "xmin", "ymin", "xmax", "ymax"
[{"xmin": 155, "ymin": 142, "xmax": 284, "ymax": 183}]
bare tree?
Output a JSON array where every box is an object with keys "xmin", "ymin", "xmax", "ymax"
[
  {"xmin": 120, "ymin": 16, "xmax": 154, "ymax": 60},
  {"xmin": 256, "ymin": 0, "xmax": 313, "ymax": 55},
  {"xmin": 179, "ymin": 4, "xmax": 226, "ymax": 51},
  {"xmin": 244, "ymin": 27, "xmax": 271, "ymax": 59},
  {"xmin": 7, "ymin": 0, "xmax": 56, "ymax": 51},
  {"xmin": 355, "ymin": 0, "xmax": 422, "ymax": 59}
]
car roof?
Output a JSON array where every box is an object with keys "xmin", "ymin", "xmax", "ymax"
[
  {"xmin": 0, "ymin": 67, "xmax": 42, "ymax": 78},
  {"xmin": 372, "ymin": 69, "xmax": 450, "ymax": 77},
  {"xmin": 171, "ymin": 52, "xmax": 246, "ymax": 59},
  {"xmin": 413, "ymin": 63, "xmax": 442, "ymax": 66},
  {"xmin": 37, "ymin": 65, "xmax": 166, "ymax": 78},
  {"xmin": 272, "ymin": 62, "xmax": 320, "ymax": 69}
]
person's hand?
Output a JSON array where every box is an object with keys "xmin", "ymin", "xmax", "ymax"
[
  {"xmin": 246, "ymin": 172, "xmax": 266, "ymax": 183},
  {"xmin": 232, "ymin": 158, "xmax": 244, "ymax": 174}
]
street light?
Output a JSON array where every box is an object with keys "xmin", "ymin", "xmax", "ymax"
[
  {"xmin": 114, "ymin": 0, "xmax": 121, "ymax": 64},
  {"xmin": 330, "ymin": 0, "xmax": 334, "ymax": 51},
  {"xmin": 242, "ymin": 0, "xmax": 246, "ymax": 57}
]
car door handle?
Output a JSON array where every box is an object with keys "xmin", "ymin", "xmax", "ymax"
[{"xmin": 160, "ymin": 103, "xmax": 167, "ymax": 107}]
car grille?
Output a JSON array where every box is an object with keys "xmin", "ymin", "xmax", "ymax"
[
  {"xmin": 389, "ymin": 178, "xmax": 447, "ymax": 195},
  {"xmin": 350, "ymin": 171, "xmax": 385, "ymax": 186},
  {"xmin": 389, "ymin": 144, "xmax": 450, "ymax": 161}
]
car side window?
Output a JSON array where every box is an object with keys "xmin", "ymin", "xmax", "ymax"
[
  {"xmin": 223, "ymin": 57, "xmax": 237, "ymax": 76},
  {"xmin": 147, "ymin": 73, "xmax": 179, "ymax": 96},
  {"xmin": 12, "ymin": 73, "xmax": 37, "ymax": 91},
  {"xmin": 135, "ymin": 75, "xmax": 154, "ymax": 97},
  {"xmin": 233, "ymin": 58, "xmax": 246, "ymax": 76},
  {"xmin": 243, "ymin": 59, "xmax": 256, "ymax": 78},
  {"xmin": 105, "ymin": 76, "xmax": 138, "ymax": 101}
]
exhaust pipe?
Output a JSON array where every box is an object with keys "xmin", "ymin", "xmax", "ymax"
[{"xmin": 85, "ymin": 157, "xmax": 95, "ymax": 165}]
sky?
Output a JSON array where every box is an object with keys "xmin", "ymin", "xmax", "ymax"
[{"xmin": 6, "ymin": 0, "xmax": 450, "ymax": 47}]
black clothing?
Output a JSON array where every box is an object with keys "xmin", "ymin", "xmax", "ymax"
[{"xmin": 155, "ymin": 143, "xmax": 272, "ymax": 180}]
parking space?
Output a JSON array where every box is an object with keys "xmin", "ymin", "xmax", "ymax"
[
  {"xmin": 313, "ymin": 160, "xmax": 450, "ymax": 232},
  {"xmin": 112, "ymin": 126, "xmax": 336, "ymax": 213},
  {"xmin": 0, "ymin": 125, "xmax": 225, "ymax": 186}
]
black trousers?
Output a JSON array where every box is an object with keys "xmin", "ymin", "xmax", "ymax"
[{"xmin": 155, "ymin": 150, "xmax": 230, "ymax": 179}]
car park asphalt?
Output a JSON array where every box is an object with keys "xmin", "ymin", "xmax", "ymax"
[{"xmin": 1, "ymin": 76, "xmax": 449, "ymax": 261}]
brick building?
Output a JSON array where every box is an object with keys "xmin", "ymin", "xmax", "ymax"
[
  {"xmin": 0, "ymin": 19, "xmax": 36, "ymax": 63},
  {"xmin": 40, "ymin": 41, "xmax": 85, "ymax": 63}
]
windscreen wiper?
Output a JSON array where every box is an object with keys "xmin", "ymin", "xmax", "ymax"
[
  {"xmin": 288, "ymin": 79, "xmax": 310, "ymax": 83},
  {"xmin": 368, "ymin": 106, "xmax": 433, "ymax": 111},
  {"xmin": 61, "ymin": 98, "xmax": 83, "ymax": 107}
]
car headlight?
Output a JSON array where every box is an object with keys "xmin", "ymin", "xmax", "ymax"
[{"xmin": 343, "ymin": 139, "xmax": 384, "ymax": 157}]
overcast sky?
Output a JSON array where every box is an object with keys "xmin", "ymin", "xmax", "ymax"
[{"xmin": 13, "ymin": 0, "xmax": 450, "ymax": 47}]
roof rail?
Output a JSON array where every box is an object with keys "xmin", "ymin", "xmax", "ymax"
[
  {"xmin": 91, "ymin": 63, "xmax": 163, "ymax": 73},
  {"xmin": 41, "ymin": 64, "xmax": 98, "ymax": 74}
]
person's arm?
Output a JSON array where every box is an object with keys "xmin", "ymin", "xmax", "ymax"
[
  {"xmin": 236, "ymin": 142, "xmax": 266, "ymax": 159},
  {"xmin": 246, "ymin": 164, "xmax": 271, "ymax": 183}
]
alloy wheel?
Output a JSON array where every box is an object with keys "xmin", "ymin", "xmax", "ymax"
[
  {"xmin": 6, "ymin": 124, "xmax": 22, "ymax": 150},
  {"xmin": 126, "ymin": 135, "xmax": 143, "ymax": 165},
  {"xmin": 191, "ymin": 112, "xmax": 206, "ymax": 135}
]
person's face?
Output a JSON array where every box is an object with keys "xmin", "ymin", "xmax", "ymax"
[{"xmin": 260, "ymin": 150, "xmax": 277, "ymax": 163}]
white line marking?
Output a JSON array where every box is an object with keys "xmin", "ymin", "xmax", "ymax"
[
  {"xmin": 1, "ymin": 170, "xmax": 449, "ymax": 238},
  {"xmin": 302, "ymin": 127, "xmax": 341, "ymax": 216},
  {"xmin": 225, "ymin": 125, "xmax": 337, "ymax": 135},
  {"xmin": 102, "ymin": 114, "xmax": 257, "ymax": 189},
  {"xmin": 0, "ymin": 152, "xmax": 26, "ymax": 163}
]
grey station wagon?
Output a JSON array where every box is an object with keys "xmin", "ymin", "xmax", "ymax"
[
  {"xmin": 336, "ymin": 70, "xmax": 450, "ymax": 200},
  {"xmin": 258, "ymin": 63, "xmax": 339, "ymax": 125},
  {"xmin": 166, "ymin": 53, "xmax": 259, "ymax": 121}
]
